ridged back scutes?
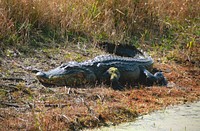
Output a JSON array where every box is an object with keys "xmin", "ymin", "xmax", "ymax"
[
  {"xmin": 80, "ymin": 54, "xmax": 153, "ymax": 67},
  {"xmin": 94, "ymin": 54, "xmax": 152, "ymax": 62}
]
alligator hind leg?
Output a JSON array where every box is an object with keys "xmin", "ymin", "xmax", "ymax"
[
  {"xmin": 140, "ymin": 67, "xmax": 168, "ymax": 86},
  {"xmin": 102, "ymin": 67, "xmax": 124, "ymax": 90}
]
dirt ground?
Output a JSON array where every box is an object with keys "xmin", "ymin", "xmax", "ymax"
[{"xmin": 0, "ymin": 46, "xmax": 200, "ymax": 130}]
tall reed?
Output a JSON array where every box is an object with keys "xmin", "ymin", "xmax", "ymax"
[{"xmin": 0, "ymin": 0, "xmax": 199, "ymax": 45}]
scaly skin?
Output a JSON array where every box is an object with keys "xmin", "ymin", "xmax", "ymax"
[{"xmin": 36, "ymin": 53, "xmax": 167, "ymax": 90}]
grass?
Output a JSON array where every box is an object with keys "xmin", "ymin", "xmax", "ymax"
[
  {"xmin": 0, "ymin": 0, "xmax": 200, "ymax": 130},
  {"xmin": 0, "ymin": 0, "xmax": 199, "ymax": 44},
  {"xmin": 0, "ymin": 0, "xmax": 199, "ymax": 64}
]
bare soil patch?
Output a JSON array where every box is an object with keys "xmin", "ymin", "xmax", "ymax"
[{"xmin": 0, "ymin": 48, "xmax": 199, "ymax": 130}]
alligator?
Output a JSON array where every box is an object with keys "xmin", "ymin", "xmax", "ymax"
[{"xmin": 36, "ymin": 44, "xmax": 167, "ymax": 90}]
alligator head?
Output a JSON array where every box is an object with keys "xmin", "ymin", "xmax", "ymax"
[{"xmin": 36, "ymin": 61, "xmax": 95, "ymax": 86}]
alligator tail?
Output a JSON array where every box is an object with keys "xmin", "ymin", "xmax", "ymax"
[{"xmin": 97, "ymin": 42, "xmax": 151, "ymax": 60}]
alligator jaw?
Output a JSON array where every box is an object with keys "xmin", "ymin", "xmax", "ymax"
[{"xmin": 36, "ymin": 71, "xmax": 49, "ymax": 83}]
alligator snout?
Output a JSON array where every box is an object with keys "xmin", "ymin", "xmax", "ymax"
[{"xmin": 36, "ymin": 71, "xmax": 48, "ymax": 81}]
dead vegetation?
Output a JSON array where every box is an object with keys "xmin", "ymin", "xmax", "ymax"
[{"xmin": 0, "ymin": 0, "xmax": 199, "ymax": 46}]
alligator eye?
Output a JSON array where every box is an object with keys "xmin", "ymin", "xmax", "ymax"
[{"xmin": 64, "ymin": 66, "xmax": 72, "ymax": 70}]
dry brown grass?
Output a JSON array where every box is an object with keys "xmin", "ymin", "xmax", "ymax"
[
  {"xmin": 0, "ymin": 6, "xmax": 14, "ymax": 41},
  {"xmin": 0, "ymin": 0, "xmax": 199, "ymax": 45}
]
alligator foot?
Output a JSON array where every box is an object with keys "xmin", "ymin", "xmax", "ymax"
[
  {"xmin": 111, "ymin": 82, "xmax": 124, "ymax": 91},
  {"xmin": 154, "ymin": 72, "xmax": 168, "ymax": 86},
  {"xmin": 141, "ymin": 67, "xmax": 167, "ymax": 86}
]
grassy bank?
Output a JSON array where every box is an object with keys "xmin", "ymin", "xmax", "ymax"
[
  {"xmin": 0, "ymin": 1, "xmax": 199, "ymax": 45},
  {"xmin": 0, "ymin": 0, "xmax": 200, "ymax": 130},
  {"xmin": 1, "ymin": 0, "xmax": 199, "ymax": 64},
  {"xmin": 0, "ymin": 57, "xmax": 200, "ymax": 130}
]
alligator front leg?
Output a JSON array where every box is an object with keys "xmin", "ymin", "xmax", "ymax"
[
  {"xmin": 102, "ymin": 67, "xmax": 124, "ymax": 90},
  {"xmin": 140, "ymin": 67, "xmax": 168, "ymax": 86}
]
